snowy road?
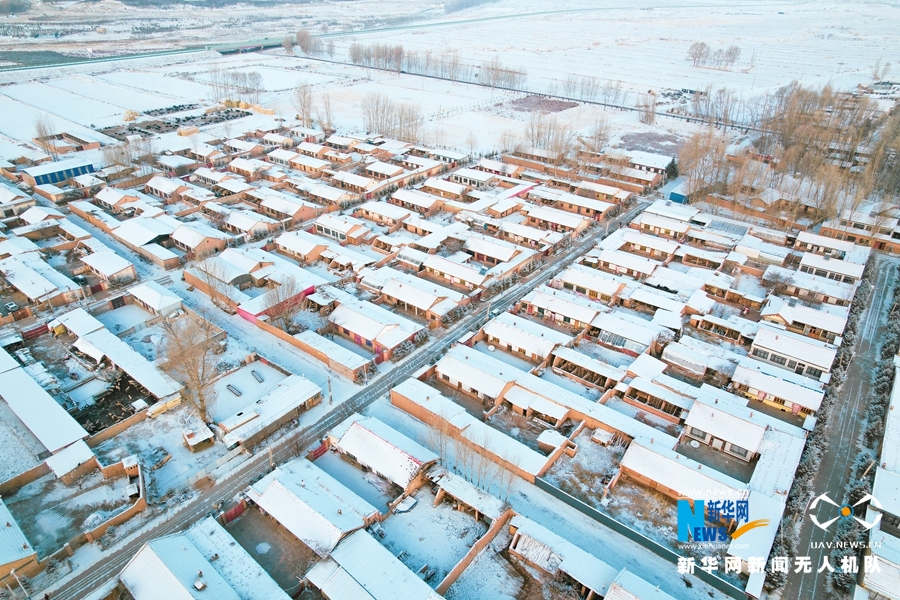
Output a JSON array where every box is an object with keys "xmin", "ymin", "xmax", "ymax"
[
  {"xmin": 787, "ymin": 254, "xmax": 897, "ymax": 600},
  {"xmin": 38, "ymin": 202, "xmax": 646, "ymax": 599}
]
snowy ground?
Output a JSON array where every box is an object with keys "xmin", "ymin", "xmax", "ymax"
[
  {"xmin": 5, "ymin": 469, "xmax": 133, "ymax": 558},
  {"xmin": 95, "ymin": 304, "xmax": 154, "ymax": 334},
  {"xmin": 93, "ymin": 405, "xmax": 228, "ymax": 500},
  {"xmin": 378, "ymin": 487, "xmax": 487, "ymax": 589},
  {"xmin": 444, "ymin": 529, "xmax": 521, "ymax": 600},
  {"xmin": 543, "ymin": 428, "xmax": 625, "ymax": 507}
]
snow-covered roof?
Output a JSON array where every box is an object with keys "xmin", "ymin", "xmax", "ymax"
[
  {"xmin": 76, "ymin": 329, "xmax": 182, "ymax": 401},
  {"xmin": 634, "ymin": 212, "xmax": 690, "ymax": 234},
  {"xmin": 112, "ymin": 217, "xmax": 176, "ymax": 247},
  {"xmin": 294, "ymin": 330, "xmax": 370, "ymax": 371},
  {"xmin": 752, "ymin": 323, "xmax": 837, "ymax": 371},
  {"xmin": 45, "ymin": 439, "xmax": 95, "ymax": 478},
  {"xmin": 120, "ymin": 534, "xmax": 241, "ymax": 600},
  {"xmin": 628, "ymin": 287, "xmax": 686, "ymax": 316},
  {"xmin": 0, "ymin": 498, "xmax": 34, "ymax": 566},
  {"xmin": 0, "ymin": 367, "xmax": 88, "ymax": 453},
  {"xmin": 328, "ymin": 299, "xmax": 422, "ymax": 350},
  {"xmin": 483, "ymin": 312, "xmax": 574, "ymax": 359},
  {"xmin": 555, "ymin": 263, "xmax": 627, "ymax": 297},
  {"xmin": 145, "ymin": 175, "xmax": 188, "ymax": 196},
  {"xmin": 589, "ymin": 248, "xmax": 660, "ymax": 276},
  {"xmin": 627, "ymin": 377, "xmax": 694, "ymax": 410},
  {"xmin": 129, "ymin": 281, "xmax": 182, "ymax": 315},
  {"xmin": 431, "ymin": 468, "xmax": 505, "ymax": 520},
  {"xmin": 0, "ymin": 182, "xmax": 28, "ymax": 205},
  {"xmin": 684, "ymin": 402, "xmax": 766, "ymax": 454},
  {"xmin": 0, "ymin": 236, "xmax": 39, "ymax": 258},
  {"xmin": 509, "ymin": 515, "xmax": 619, "ymax": 595},
  {"xmin": 357, "ymin": 200, "xmax": 412, "ymax": 222},
  {"xmin": 19, "ymin": 205, "xmax": 63, "ymax": 224},
  {"xmin": 0, "ymin": 253, "xmax": 78, "ymax": 302},
  {"xmin": 332, "ymin": 415, "xmax": 437, "ymax": 488},
  {"xmin": 172, "ymin": 222, "xmax": 229, "ymax": 248},
  {"xmin": 22, "ymin": 157, "xmax": 94, "ymax": 178},
  {"xmin": 760, "ymin": 296, "xmax": 847, "ymax": 336},
  {"xmin": 289, "ymin": 154, "xmax": 331, "ymax": 171},
  {"xmin": 525, "ymin": 204, "xmax": 589, "ymax": 229},
  {"xmin": 423, "ymin": 177, "xmax": 466, "ymax": 196},
  {"xmin": 590, "ymin": 312, "xmax": 663, "ymax": 346},
  {"xmin": 795, "ymin": 230, "xmax": 856, "ymax": 254},
  {"xmin": 861, "ymin": 528, "xmax": 900, "ymax": 599},
  {"xmin": 620, "ymin": 440, "xmax": 747, "ymax": 499},
  {"xmin": 316, "ymin": 212, "xmax": 368, "ymax": 235},
  {"xmin": 366, "ymin": 161, "xmax": 404, "ymax": 177},
  {"xmin": 605, "ymin": 568, "xmax": 679, "ymax": 600},
  {"xmin": 464, "ymin": 233, "xmax": 520, "ymax": 263},
  {"xmin": 799, "ymin": 252, "xmax": 864, "ymax": 279},
  {"xmin": 627, "ymin": 151, "xmax": 674, "ymax": 171},
  {"xmin": 275, "ymin": 230, "xmax": 329, "ymax": 255},
  {"xmin": 331, "ymin": 171, "xmax": 376, "ymax": 190},
  {"xmin": 81, "ymin": 250, "xmax": 133, "ymax": 278},
  {"xmin": 183, "ymin": 518, "xmax": 290, "ymax": 600},
  {"xmin": 422, "ymin": 254, "xmax": 487, "ymax": 286},
  {"xmin": 48, "ymin": 307, "xmax": 104, "ymax": 338},
  {"xmin": 731, "ymin": 357, "xmax": 825, "ymax": 411},
  {"xmin": 521, "ymin": 287, "xmax": 604, "ymax": 325},
  {"xmin": 247, "ymin": 457, "xmax": 378, "ymax": 557},
  {"xmin": 306, "ymin": 530, "xmax": 442, "ymax": 600},
  {"xmin": 763, "ymin": 265, "xmax": 856, "ymax": 301},
  {"xmin": 391, "ymin": 188, "xmax": 442, "ymax": 210},
  {"xmin": 222, "ymin": 376, "xmax": 321, "ymax": 446},
  {"xmin": 551, "ymin": 346, "xmax": 626, "ymax": 382}
]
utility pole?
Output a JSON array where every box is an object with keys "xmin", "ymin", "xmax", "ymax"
[{"xmin": 328, "ymin": 374, "xmax": 333, "ymax": 405}]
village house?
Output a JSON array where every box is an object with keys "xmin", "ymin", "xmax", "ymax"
[
  {"xmin": 330, "ymin": 171, "xmax": 377, "ymax": 194},
  {"xmin": 552, "ymin": 263, "xmax": 628, "ymax": 304},
  {"xmin": 531, "ymin": 186, "xmax": 617, "ymax": 220},
  {"xmin": 118, "ymin": 518, "xmax": 288, "ymax": 600},
  {"xmin": 355, "ymin": 200, "xmax": 412, "ymax": 228},
  {"xmin": 359, "ymin": 266, "xmax": 467, "ymax": 326},
  {"xmin": 0, "ymin": 182, "xmax": 36, "ymax": 219},
  {"xmin": 451, "ymin": 167, "xmax": 495, "ymax": 189},
  {"xmin": 524, "ymin": 204, "xmax": 591, "ymax": 235},
  {"xmin": 422, "ymin": 176, "xmax": 467, "ymax": 199},
  {"xmin": 296, "ymin": 141, "xmax": 329, "ymax": 159},
  {"xmin": 390, "ymin": 187, "xmax": 444, "ymax": 215},
  {"xmin": 144, "ymin": 175, "xmax": 189, "ymax": 202},
  {"xmin": 730, "ymin": 356, "xmax": 826, "ymax": 417},
  {"xmin": 574, "ymin": 180, "xmax": 632, "ymax": 204},
  {"xmin": 274, "ymin": 230, "xmax": 329, "ymax": 263},
  {"xmin": 760, "ymin": 296, "xmax": 848, "ymax": 343},
  {"xmin": 265, "ymin": 148, "xmax": 298, "ymax": 167},
  {"xmin": 20, "ymin": 157, "xmax": 96, "ymax": 187},
  {"xmin": 519, "ymin": 287, "xmax": 606, "ymax": 330},
  {"xmin": 288, "ymin": 153, "xmax": 331, "ymax": 176},
  {"xmin": 749, "ymin": 323, "xmax": 837, "ymax": 382},
  {"xmin": 422, "ymin": 254, "xmax": 490, "ymax": 291},
  {"xmin": 81, "ymin": 250, "xmax": 137, "ymax": 284},
  {"xmin": 246, "ymin": 456, "xmax": 378, "ymax": 557},
  {"xmin": 328, "ymin": 414, "xmax": 438, "ymax": 493},
  {"xmin": 763, "ymin": 265, "xmax": 856, "ymax": 306},
  {"xmin": 798, "ymin": 252, "xmax": 864, "ymax": 285},
  {"xmin": 291, "ymin": 126, "xmax": 326, "ymax": 143},
  {"xmin": 250, "ymin": 189, "xmax": 320, "ymax": 224},
  {"xmin": 171, "ymin": 222, "xmax": 230, "ymax": 257},
  {"xmin": 683, "ymin": 401, "xmax": 768, "ymax": 462},
  {"xmin": 365, "ymin": 160, "xmax": 404, "ymax": 180},
  {"xmin": 328, "ymin": 298, "xmax": 424, "ymax": 362},
  {"xmin": 582, "ymin": 248, "xmax": 660, "ymax": 279},
  {"xmin": 481, "ymin": 312, "xmax": 574, "ymax": 364},
  {"xmin": 314, "ymin": 213, "xmax": 371, "ymax": 245}
]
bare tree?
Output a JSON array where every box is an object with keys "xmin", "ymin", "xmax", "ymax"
[
  {"xmin": 161, "ymin": 312, "xmax": 219, "ymax": 422},
  {"xmin": 638, "ymin": 93, "xmax": 657, "ymax": 125},
  {"xmin": 316, "ymin": 91, "xmax": 334, "ymax": 132},
  {"xmin": 265, "ymin": 276, "xmax": 306, "ymax": 332},
  {"xmin": 687, "ymin": 41, "xmax": 710, "ymax": 67},
  {"xmin": 195, "ymin": 257, "xmax": 236, "ymax": 306},
  {"xmin": 423, "ymin": 410, "xmax": 454, "ymax": 466},
  {"xmin": 293, "ymin": 83, "xmax": 314, "ymax": 128},
  {"xmin": 587, "ymin": 116, "xmax": 611, "ymax": 153},
  {"xmin": 34, "ymin": 116, "xmax": 58, "ymax": 160},
  {"xmin": 282, "ymin": 35, "xmax": 294, "ymax": 55}
]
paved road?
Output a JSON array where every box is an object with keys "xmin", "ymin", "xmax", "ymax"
[
  {"xmin": 40, "ymin": 203, "xmax": 647, "ymax": 600},
  {"xmin": 786, "ymin": 255, "xmax": 897, "ymax": 600}
]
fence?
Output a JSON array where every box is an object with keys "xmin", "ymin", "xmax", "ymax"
[{"xmin": 533, "ymin": 477, "xmax": 747, "ymax": 600}]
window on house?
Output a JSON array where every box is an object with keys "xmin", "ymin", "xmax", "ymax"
[
  {"xmin": 441, "ymin": 373, "xmax": 450, "ymax": 381},
  {"xmin": 752, "ymin": 348, "xmax": 769, "ymax": 360},
  {"xmin": 806, "ymin": 366, "xmax": 824, "ymax": 379},
  {"xmin": 788, "ymin": 360, "xmax": 797, "ymax": 369},
  {"xmin": 729, "ymin": 444, "xmax": 749, "ymax": 457},
  {"xmin": 770, "ymin": 354, "xmax": 787, "ymax": 366},
  {"xmin": 689, "ymin": 427, "xmax": 708, "ymax": 439}
]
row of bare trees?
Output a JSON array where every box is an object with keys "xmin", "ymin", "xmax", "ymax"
[
  {"xmin": 678, "ymin": 82, "xmax": 900, "ymax": 229},
  {"xmin": 424, "ymin": 411, "xmax": 517, "ymax": 501},
  {"xmin": 346, "ymin": 41, "xmax": 528, "ymax": 90},
  {"xmin": 360, "ymin": 91, "xmax": 424, "ymax": 141},
  {"xmin": 101, "ymin": 137, "xmax": 157, "ymax": 167},
  {"xmin": 686, "ymin": 42, "xmax": 742, "ymax": 69},
  {"xmin": 208, "ymin": 67, "xmax": 265, "ymax": 104},
  {"xmin": 292, "ymin": 83, "xmax": 334, "ymax": 131}
]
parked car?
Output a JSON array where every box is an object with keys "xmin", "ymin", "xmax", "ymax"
[{"xmin": 4, "ymin": 302, "xmax": 19, "ymax": 312}]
